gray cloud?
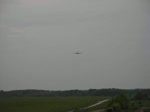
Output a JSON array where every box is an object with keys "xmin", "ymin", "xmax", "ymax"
[{"xmin": 0, "ymin": 0, "xmax": 150, "ymax": 90}]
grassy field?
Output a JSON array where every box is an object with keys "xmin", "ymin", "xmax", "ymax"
[
  {"xmin": 0, "ymin": 96, "xmax": 108, "ymax": 112},
  {"xmin": 130, "ymin": 100, "xmax": 150, "ymax": 109}
]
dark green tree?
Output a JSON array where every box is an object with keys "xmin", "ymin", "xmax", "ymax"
[{"xmin": 107, "ymin": 92, "xmax": 129, "ymax": 112}]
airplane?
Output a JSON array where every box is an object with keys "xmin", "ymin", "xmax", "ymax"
[{"xmin": 74, "ymin": 52, "xmax": 82, "ymax": 54}]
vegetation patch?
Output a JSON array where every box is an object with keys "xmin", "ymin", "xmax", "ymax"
[{"xmin": 0, "ymin": 96, "xmax": 107, "ymax": 112}]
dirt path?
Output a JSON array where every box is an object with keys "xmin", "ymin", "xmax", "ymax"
[
  {"xmin": 135, "ymin": 107, "xmax": 150, "ymax": 112},
  {"xmin": 67, "ymin": 99, "xmax": 109, "ymax": 112},
  {"xmin": 91, "ymin": 109, "xmax": 105, "ymax": 112},
  {"xmin": 135, "ymin": 108, "xmax": 144, "ymax": 112},
  {"xmin": 82, "ymin": 99, "xmax": 109, "ymax": 109}
]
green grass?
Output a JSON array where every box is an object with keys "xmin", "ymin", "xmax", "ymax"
[
  {"xmin": 127, "ymin": 100, "xmax": 150, "ymax": 112},
  {"xmin": 0, "ymin": 96, "xmax": 107, "ymax": 112},
  {"xmin": 129, "ymin": 100, "xmax": 150, "ymax": 109}
]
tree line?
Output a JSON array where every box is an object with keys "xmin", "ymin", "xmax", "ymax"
[{"xmin": 0, "ymin": 88, "xmax": 150, "ymax": 97}]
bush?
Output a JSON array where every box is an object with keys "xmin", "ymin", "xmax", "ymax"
[
  {"xmin": 106, "ymin": 107, "xmax": 114, "ymax": 112},
  {"xmin": 112, "ymin": 103, "xmax": 121, "ymax": 112},
  {"xmin": 107, "ymin": 93, "xmax": 129, "ymax": 112}
]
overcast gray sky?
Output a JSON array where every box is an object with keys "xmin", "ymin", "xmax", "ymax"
[{"xmin": 0, "ymin": 0, "xmax": 150, "ymax": 91}]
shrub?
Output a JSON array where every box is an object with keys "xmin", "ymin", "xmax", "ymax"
[{"xmin": 106, "ymin": 107, "xmax": 114, "ymax": 112}]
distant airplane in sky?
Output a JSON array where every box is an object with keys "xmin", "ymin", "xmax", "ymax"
[{"xmin": 74, "ymin": 52, "xmax": 82, "ymax": 54}]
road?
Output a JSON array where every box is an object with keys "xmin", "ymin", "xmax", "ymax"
[
  {"xmin": 81, "ymin": 99, "xmax": 109, "ymax": 109},
  {"xmin": 68, "ymin": 99, "xmax": 109, "ymax": 112}
]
